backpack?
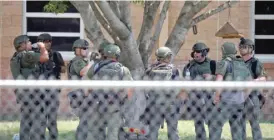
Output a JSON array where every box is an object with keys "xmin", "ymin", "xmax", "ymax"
[
  {"xmin": 10, "ymin": 52, "xmax": 23, "ymax": 79},
  {"xmin": 251, "ymin": 58, "xmax": 258, "ymax": 79},
  {"xmin": 67, "ymin": 59, "xmax": 76, "ymax": 80},
  {"xmin": 92, "ymin": 60, "xmax": 124, "ymax": 80},
  {"xmin": 224, "ymin": 57, "xmax": 251, "ymax": 81},
  {"xmin": 147, "ymin": 63, "xmax": 177, "ymax": 80}
]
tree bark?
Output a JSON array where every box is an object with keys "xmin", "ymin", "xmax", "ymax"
[
  {"xmin": 70, "ymin": 1, "xmax": 107, "ymax": 49},
  {"xmin": 192, "ymin": 1, "xmax": 239, "ymax": 25},
  {"xmin": 95, "ymin": 1, "xmax": 130, "ymax": 40},
  {"xmin": 119, "ymin": 1, "xmax": 132, "ymax": 31},
  {"xmin": 137, "ymin": 1, "xmax": 161, "ymax": 68},
  {"xmin": 147, "ymin": 1, "xmax": 170, "ymax": 63},
  {"xmin": 165, "ymin": 1, "xmax": 211, "ymax": 56},
  {"xmin": 108, "ymin": 1, "xmax": 121, "ymax": 19},
  {"xmin": 165, "ymin": 1, "xmax": 195, "ymax": 55},
  {"xmin": 90, "ymin": 2, "xmax": 144, "ymax": 75}
]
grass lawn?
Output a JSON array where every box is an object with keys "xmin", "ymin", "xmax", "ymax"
[{"xmin": 1, "ymin": 120, "xmax": 274, "ymax": 140}]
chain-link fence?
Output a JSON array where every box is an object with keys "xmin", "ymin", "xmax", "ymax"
[{"xmin": 1, "ymin": 79, "xmax": 274, "ymax": 140}]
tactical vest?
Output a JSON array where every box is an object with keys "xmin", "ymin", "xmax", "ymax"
[
  {"xmin": 91, "ymin": 60, "xmax": 126, "ymax": 113},
  {"xmin": 92, "ymin": 60, "xmax": 124, "ymax": 80},
  {"xmin": 224, "ymin": 57, "xmax": 251, "ymax": 81},
  {"xmin": 39, "ymin": 52, "xmax": 55, "ymax": 79},
  {"xmin": 67, "ymin": 57, "xmax": 85, "ymax": 80},
  {"xmin": 146, "ymin": 63, "xmax": 178, "ymax": 80},
  {"xmin": 184, "ymin": 59, "xmax": 216, "ymax": 80},
  {"xmin": 146, "ymin": 63, "xmax": 179, "ymax": 105},
  {"xmin": 10, "ymin": 51, "xmax": 40, "ymax": 79}
]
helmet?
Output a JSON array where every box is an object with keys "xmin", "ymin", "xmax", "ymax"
[
  {"xmin": 99, "ymin": 41, "xmax": 110, "ymax": 53},
  {"xmin": 13, "ymin": 35, "xmax": 29, "ymax": 49},
  {"xmin": 72, "ymin": 39, "xmax": 89, "ymax": 50},
  {"xmin": 192, "ymin": 42, "xmax": 209, "ymax": 51},
  {"xmin": 37, "ymin": 33, "xmax": 52, "ymax": 42},
  {"xmin": 221, "ymin": 42, "xmax": 237, "ymax": 56},
  {"xmin": 103, "ymin": 44, "xmax": 121, "ymax": 58},
  {"xmin": 239, "ymin": 37, "xmax": 254, "ymax": 50},
  {"xmin": 155, "ymin": 46, "xmax": 172, "ymax": 59}
]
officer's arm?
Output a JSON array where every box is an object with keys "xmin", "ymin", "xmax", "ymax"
[
  {"xmin": 73, "ymin": 60, "xmax": 91, "ymax": 77},
  {"xmin": 214, "ymin": 61, "xmax": 227, "ymax": 104},
  {"xmin": 255, "ymin": 61, "xmax": 267, "ymax": 81},
  {"xmin": 122, "ymin": 67, "xmax": 134, "ymax": 99},
  {"xmin": 86, "ymin": 65, "xmax": 95, "ymax": 80},
  {"xmin": 55, "ymin": 52, "xmax": 66, "ymax": 73},
  {"xmin": 177, "ymin": 66, "xmax": 188, "ymax": 100},
  {"xmin": 37, "ymin": 42, "xmax": 49, "ymax": 63}
]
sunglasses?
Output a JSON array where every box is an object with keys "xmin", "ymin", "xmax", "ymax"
[
  {"xmin": 194, "ymin": 50, "xmax": 202, "ymax": 53},
  {"xmin": 81, "ymin": 48, "xmax": 88, "ymax": 50},
  {"xmin": 239, "ymin": 45, "xmax": 249, "ymax": 49}
]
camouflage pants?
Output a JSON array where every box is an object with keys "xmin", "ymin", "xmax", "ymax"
[
  {"xmin": 87, "ymin": 110, "xmax": 123, "ymax": 140},
  {"xmin": 45, "ymin": 89, "xmax": 60, "ymax": 140},
  {"xmin": 208, "ymin": 102, "xmax": 244, "ymax": 140},
  {"xmin": 241, "ymin": 91, "xmax": 263, "ymax": 140},
  {"xmin": 142, "ymin": 102, "xmax": 180, "ymax": 140},
  {"xmin": 18, "ymin": 89, "xmax": 47, "ymax": 140},
  {"xmin": 184, "ymin": 91, "xmax": 209, "ymax": 140}
]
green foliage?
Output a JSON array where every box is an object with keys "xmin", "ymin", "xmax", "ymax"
[
  {"xmin": 43, "ymin": 0, "xmax": 145, "ymax": 14},
  {"xmin": 130, "ymin": 0, "xmax": 145, "ymax": 6},
  {"xmin": 43, "ymin": 1, "xmax": 70, "ymax": 14}
]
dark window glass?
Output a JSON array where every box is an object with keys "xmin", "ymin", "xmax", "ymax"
[
  {"xmin": 29, "ymin": 36, "xmax": 80, "ymax": 52},
  {"xmin": 255, "ymin": 1, "xmax": 274, "ymax": 15},
  {"xmin": 255, "ymin": 20, "xmax": 274, "ymax": 35},
  {"xmin": 27, "ymin": 18, "xmax": 80, "ymax": 32},
  {"xmin": 254, "ymin": 39, "xmax": 274, "ymax": 54},
  {"xmin": 26, "ymin": 1, "xmax": 78, "ymax": 13}
]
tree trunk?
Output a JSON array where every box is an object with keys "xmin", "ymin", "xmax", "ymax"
[{"xmin": 119, "ymin": 34, "xmax": 145, "ymax": 77}]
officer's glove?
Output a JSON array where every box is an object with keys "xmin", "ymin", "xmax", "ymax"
[{"xmin": 89, "ymin": 52, "xmax": 99, "ymax": 61}]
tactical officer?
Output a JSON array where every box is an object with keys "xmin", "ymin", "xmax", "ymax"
[
  {"xmin": 10, "ymin": 35, "xmax": 49, "ymax": 140},
  {"xmin": 143, "ymin": 46, "xmax": 181, "ymax": 140},
  {"xmin": 182, "ymin": 42, "xmax": 216, "ymax": 140},
  {"xmin": 86, "ymin": 44, "xmax": 133, "ymax": 140},
  {"xmin": 67, "ymin": 39, "xmax": 92, "ymax": 140},
  {"xmin": 238, "ymin": 38, "xmax": 266, "ymax": 140},
  {"xmin": 36, "ymin": 33, "xmax": 65, "ymax": 140},
  {"xmin": 210, "ymin": 42, "xmax": 252, "ymax": 140}
]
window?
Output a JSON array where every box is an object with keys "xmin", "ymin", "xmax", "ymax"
[
  {"xmin": 23, "ymin": 1, "xmax": 84, "ymax": 61},
  {"xmin": 252, "ymin": 1, "xmax": 274, "ymax": 62}
]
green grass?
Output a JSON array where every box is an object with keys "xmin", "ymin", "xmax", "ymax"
[{"xmin": 1, "ymin": 120, "xmax": 274, "ymax": 140}]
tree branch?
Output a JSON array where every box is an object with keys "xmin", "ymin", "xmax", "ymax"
[
  {"xmin": 95, "ymin": 1, "xmax": 130, "ymax": 40},
  {"xmin": 88, "ymin": 1, "xmax": 122, "ymax": 45},
  {"xmin": 108, "ymin": 1, "xmax": 121, "ymax": 19},
  {"xmin": 119, "ymin": 1, "xmax": 132, "ymax": 31},
  {"xmin": 69, "ymin": 1, "xmax": 107, "ymax": 49},
  {"xmin": 192, "ymin": 1, "xmax": 239, "ymax": 25},
  {"xmin": 165, "ymin": 1, "xmax": 196, "ymax": 55},
  {"xmin": 147, "ymin": 1, "xmax": 170, "ymax": 60},
  {"xmin": 137, "ymin": 1, "xmax": 161, "ymax": 46},
  {"xmin": 192, "ymin": 1, "xmax": 212, "ymax": 15}
]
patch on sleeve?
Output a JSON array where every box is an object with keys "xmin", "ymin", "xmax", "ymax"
[{"xmin": 217, "ymin": 61, "xmax": 225, "ymax": 70}]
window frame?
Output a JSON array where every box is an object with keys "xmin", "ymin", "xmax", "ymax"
[
  {"xmin": 251, "ymin": 1, "xmax": 274, "ymax": 63},
  {"xmin": 22, "ymin": 1, "xmax": 84, "ymax": 61}
]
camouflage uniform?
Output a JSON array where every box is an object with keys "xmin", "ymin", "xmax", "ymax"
[
  {"xmin": 143, "ymin": 47, "xmax": 181, "ymax": 140},
  {"xmin": 182, "ymin": 42, "xmax": 216, "ymax": 140},
  {"xmin": 239, "ymin": 38, "xmax": 266, "ymax": 140},
  {"xmin": 37, "ymin": 33, "xmax": 65, "ymax": 140},
  {"xmin": 67, "ymin": 39, "xmax": 90, "ymax": 140},
  {"xmin": 86, "ymin": 44, "xmax": 133, "ymax": 140},
  {"xmin": 209, "ymin": 42, "xmax": 252, "ymax": 140},
  {"xmin": 10, "ymin": 35, "xmax": 46, "ymax": 140}
]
